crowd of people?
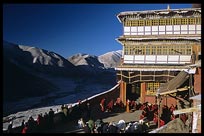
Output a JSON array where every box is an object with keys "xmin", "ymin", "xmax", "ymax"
[
  {"xmin": 7, "ymin": 108, "xmax": 55, "ymax": 133},
  {"xmin": 99, "ymin": 97, "xmax": 125, "ymax": 113},
  {"xmin": 6, "ymin": 97, "xmax": 189, "ymax": 133},
  {"xmin": 78, "ymin": 118, "xmax": 149, "ymax": 133},
  {"xmin": 6, "ymin": 99, "xmax": 94, "ymax": 133},
  {"xmin": 96, "ymin": 97, "xmax": 188, "ymax": 133},
  {"xmin": 138, "ymin": 102, "xmax": 177, "ymax": 128}
]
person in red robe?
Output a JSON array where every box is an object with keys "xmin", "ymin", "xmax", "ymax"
[
  {"xmin": 153, "ymin": 113, "xmax": 158, "ymax": 124},
  {"xmin": 106, "ymin": 99, "xmax": 114, "ymax": 112},
  {"xmin": 21, "ymin": 123, "xmax": 28, "ymax": 133},
  {"xmin": 159, "ymin": 119, "xmax": 165, "ymax": 127},
  {"xmin": 180, "ymin": 113, "xmax": 188, "ymax": 124},
  {"xmin": 100, "ymin": 98, "xmax": 106, "ymax": 112},
  {"xmin": 171, "ymin": 114, "xmax": 176, "ymax": 120}
]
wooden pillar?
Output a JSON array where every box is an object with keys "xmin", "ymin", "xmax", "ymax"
[
  {"xmin": 120, "ymin": 81, "xmax": 123, "ymax": 102},
  {"xmin": 140, "ymin": 82, "xmax": 146, "ymax": 103},
  {"xmin": 120, "ymin": 81, "xmax": 126, "ymax": 106},
  {"xmin": 126, "ymin": 99, "xmax": 130, "ymax": 112},
  {"xmin": 124, "ymin": 82, "xmax": 126, "ymax": 106}
]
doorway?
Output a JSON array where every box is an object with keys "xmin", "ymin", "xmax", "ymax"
[{"xmin": 126, "ymin": 83, "xmax": 140, "ymax": 101}]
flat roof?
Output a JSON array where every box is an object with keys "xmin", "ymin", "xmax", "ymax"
[
  {"xmin": 117, "ymin": 8, "xmax": 201, "ymax": 23},
  {"xmin": 118, "ymin": 8, "xmax": 201, "ymax": 16}
]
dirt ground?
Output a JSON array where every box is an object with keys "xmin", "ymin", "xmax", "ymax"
[{"xmin": 44, "ymin": 109, "xmax": 143, "ymax": 133}]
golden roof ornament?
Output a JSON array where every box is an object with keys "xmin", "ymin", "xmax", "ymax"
[{"xmin": 167, "ymin": 4, "xmax": 170, "ymax": 11}]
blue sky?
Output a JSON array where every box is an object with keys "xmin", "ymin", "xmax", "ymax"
[{"xmin": 3, "ymin": 4, "xmax": 192, "ymax": 58}]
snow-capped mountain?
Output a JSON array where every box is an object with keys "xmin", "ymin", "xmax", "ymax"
[
  {"xmin": 67, "ymin": 50, "xmax": 122, "ymax": 75},
  {"xmin": 98, "ymin": 50, "xmax": 122, "ymax": 68},
  {"xmin": 68, "ymin": 51, "xmax": 122, "ymax": 69},
  {"xmin": 3, "ymin": 41, "xmax": 76, "ymax": 76},
  {"xmin": 19, "ymin": 45, "xmax": 68, "ymax": 67},
  {"xmin": 4, "ymin": 41, "xmax": 71, "ymax": 67},
  {"xmin": 68, "ymin": 53, "xmax": 105, "ymax": 75}
]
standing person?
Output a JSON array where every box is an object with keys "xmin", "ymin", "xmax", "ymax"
[
  {"xmin": 117, "ymin": 120, "xmax": 126, "ymax": 133},
  {"xmin": 83, "ymin": 122, "xmax": 91, "ymax": 133},
  {"xmin": 22, "ymin": 122, "xmax": 29, "ymax": 133},
  {"xmin": 159, "ymin": 119, "xmax": 165, "ymax": 127},
  {"xmin": 100, "ymin": 98, "xmax": 106, "ymax": 112},
  {"xmin": 180, "ymin": 113, "xmax": 188, "ymax": 124},
  {"xmin": 48, "ymin": 108, "xmax": 55, "ymax": 128},
  {"xmin": 171, "ymin": 114, "xmax": 176, "ymax": 120},
  {"xmin": 78, "ymin": 118, "xmax": 85, "ymax": 129},
  {"xmin": 95, "ymin": 118, "xmax": 104, "ymax": 133},
  {"xmin": 61, "ymin": 104, "xmax": 64, "ymax": 111},
  {"xmin": 27, "ymin": 116, "xmax": 35, "ymax": 133},
  {"xmin": 115, "ymin": 97, "xmax": 121, "ymax": 112},
  {"xmin": 20, "ymin": 119, "xmax": 25, "ymax": 132},
  {"xmin": 7, "ymin": 121, "xmax": 13, "ymax": 133},
  {"xmin": 86, "ymin": 102, "xmax": 91, "ymax": 120},
  {"xmin": 102, "ymin": 122, "xmax": 109, "ymax": 133},
  {"xmin": 63, "ymin": 105, "xmax": 68, "ymax": 119},
  {"xmin": 77, "ymin": 100, "xmax": 83, "ymax": 117},
  {"xmin": 126, "ymin": 99, "xmax": 130, "ymax": 112},
  {"xmin": 130, "ymin": 100, "xmax": 136, "ymax": 111},
  {"xmin": 106, "ymin": 99, "xmax": 114, "ymax": 112},
  {"xmin": 88, "ymin": 118, "xmax": 95, "ymax": 133},
  {"xmin": 37, "ymin": 114, "xmax": 43, "ymax": 131},
  {"xmin": 43, "ymin": 112, "xmax": 49, "ymax": 130},
  {"xmin": 191, "ymin": 51, "xmax": 196, "ymax": 64},
  {"xmin": 108, "ymin": 122, "xmax": 118, "ymax": 133}
]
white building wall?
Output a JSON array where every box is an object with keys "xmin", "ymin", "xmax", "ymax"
[
  {"xmin": 180, "ymin": 56, "xmax": 191, "ymax": 64},
  {"xmin": 123, "ymin": 24, "xmax": 200, "ymax": 36},
  {"xmin": 156, "ymin": 55, "xmax": 168, "ymax": 63},
  {"xmin": 167, "ymin": 55, "xmax": 179, "ymax": 64},
  {"xmin": 123, "ymin": 55, "xmax": 191, "ymax": 65},
  {"xmin": 196, "ymin": 25, "xmax": 201, "ymax": 34}
]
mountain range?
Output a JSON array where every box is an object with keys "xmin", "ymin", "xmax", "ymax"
[{"xmin": 3, "ymin": 41, "xmax": 121, "ymax": 115}]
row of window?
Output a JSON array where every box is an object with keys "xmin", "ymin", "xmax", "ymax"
[
  {"xmin": 124, "ymin": 17, "xmax": 201, "ymax": 26},
  {"xmin": 124, "ymin": 25, "xmax": 201, "ymax": 33},
  {"xmin": 124, "ymin": 45, "xmax": 192, "ymax": 55},
  {"xmin": 146, "ymin": 82, "xmax": 160, "ymax": 95},
  {"xmin": 124, "ymin": 30, "xmax": 201, "ymax": 36}
]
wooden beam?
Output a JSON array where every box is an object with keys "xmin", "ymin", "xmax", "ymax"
[
  {"xmin": 173, "ymin": 107, "xmax": 201, "ymax": 115},
  {"xmin": 158, "ymin": 87, "xmax": 188, "ymax": 96}
]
